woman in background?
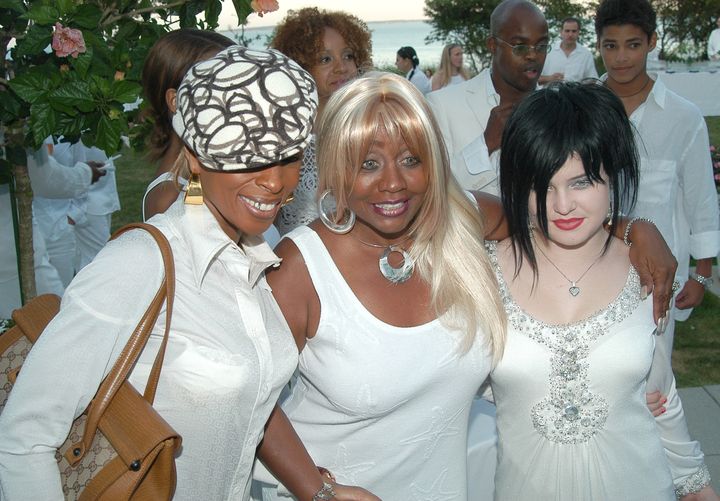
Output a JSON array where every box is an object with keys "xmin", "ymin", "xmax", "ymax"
[
  {"xmin": 431, "ymin": 43, "xmax": 470, "ymax": 91},
  {"xmin": 395, "ymin": 46, "xmax": 431, "ymax": 94},
  {"xmin": 272, "ymin": 7, "xmax": 372, "ymax": 235},
  {"xmin": 140, "ymin": 29, "xmax": 233, "ymax": 221}
]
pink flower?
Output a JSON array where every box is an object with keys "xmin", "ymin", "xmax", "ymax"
[
  {"xmin": 52, "ymin": 22, "xmax": 86, "ymax": 58},
  {"xmin": 250, "ymin": 0, "xmax": 279, "ymax": 17}
]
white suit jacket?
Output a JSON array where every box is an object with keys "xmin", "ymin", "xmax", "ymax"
[{"xmin": 426, "ymin": 69, "xmax": 501, "ymax": 195}]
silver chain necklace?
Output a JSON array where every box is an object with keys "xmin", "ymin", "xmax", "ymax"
[
  {"xmin": 534, "ymin": 244, "xmax": 603, "ymax": 297},
  {"xmin": 352, "ymin": 234, "xmax": 415, "ymax": 284}
]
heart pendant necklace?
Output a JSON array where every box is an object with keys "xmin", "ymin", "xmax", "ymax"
[{"xmin": 534, "ymin": 244, "xmax": 603, "ymax": 297}]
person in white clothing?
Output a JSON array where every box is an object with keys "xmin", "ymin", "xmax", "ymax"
[
  {"xmin": 427, "ymin": 0, "xmax": 550, "ymax": 195},
  {"xmin": 539, "ymin": 17, "xmax": 598, "ymax": 85},
  {"xmin": 28, "ymin": 139, "xmax": 106, "ymax": 286},
  {"xmin": 595, "ymin": 0, "xmax": 720, "ymax": 428},
  {"xmin": 396, "ymin": 46, "xmax": 431, "ymax": 94},
  {"xmin": 140, "ymin": 29, "xmax": 234, "ymax": 222},
  {"xmin": 431, "ymin": 43, "xmax": 471, "ymax": 91},
  {"xmin": 708, "ymin": 16, "xmax": 720, "ymax": 61},
  {"xmin": 492, "ymin": 80, "xmax": 716, "ymax": 500},
  {"xmin": 0, "ymin": 46, "xmax": 376, "ymax": 501}
]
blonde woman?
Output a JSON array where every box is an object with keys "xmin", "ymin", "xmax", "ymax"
[
  {"xmin": 256, "ymin": 72, "xmax": 505, "ymax": 500},
  {"xmin": 431, "ymin": 43, "xmax": 471, "ymax": 91}
]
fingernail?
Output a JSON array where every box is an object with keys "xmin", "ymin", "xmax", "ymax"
[
  {"xmin": 656, "ymin": 316, "xmax": 666, "ymax": 335},
  {"xmin": 640, "ymin": 285, "xmax": 648, "ymax": 299},
  {"xmin": 661, "ymin": 407, "xmax": 666, "ymax": 414},
  {"xmin": 662, "ymin": 398, "xmax": 667, "ymax": 404}
]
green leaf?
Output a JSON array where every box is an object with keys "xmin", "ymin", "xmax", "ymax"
[
  {"xmin": 14, "ymin": 24, "xmax": 52, "ymax": 59},
  {"xmin": 113, "ymin": 21, "xmax": 138, "ymax": 43},
  {"xmin": 48, "ymin": 81, "xmax": 94, "ymax": 109},
  {"xmin": 110, "ymin": 80, "xmax": 141, "ymax": 104},
  {"xmin": 204, "ymin": 0, "xmax": 221, "ymax": 29},
  {"xmin": 232, "ymin": 0, "xmax": 253, "ymax": 21},
  {"xmin": 25, "ymin": 4, "xmax": 59, "ymax": 25},
  {"xmin": 56, "ymin": 0, "xmax": 76, "ymax": 17},
  {"xmin": 7, "ymin": 71, "xmax": 47, "ymax": 103},
  {"xmin": 0, "ymin": 90, "xmax": 25, "ymax": 122},
  {"xmin": 70, "ymin": 3, "xmax": 102, "ymax": 29},
  {"xmin": 90, "ymin": 75, "xmax": 111, "ymax": 98},
  {"xmin": 95, "ymin": 115, "xmax": 123, "ymax": 153},
  {"xmin": 70, "ymin": 45, "xmax": 93, "ymax": 78},
  {"xmin": 57, "ymin": 114, "xmax": 85, "ymax": 138},
  {"xmin": 0, "ymin": 0, "xmax": 25, "ymax": 14},
  {"xmin": 29, "ymin": 101, "xmax": 57, "ymax": 147}
]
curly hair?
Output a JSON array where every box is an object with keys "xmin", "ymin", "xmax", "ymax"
[
  {"xmin": 271, "ymin": 7, "xmax": 372, "ymax": 73},
  {"xmin": 594, "ymin": 0, "xmax": 657, "ymax": 40},
  {"xmin": 141, "ymin": 29, "xmax": 234, "ymax": 162}
]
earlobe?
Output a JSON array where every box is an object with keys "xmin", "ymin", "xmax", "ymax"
[
  {"xmin": 649, "ymin": 33, "xmax": 658, "ymax": 51},
  {"xmin": 166, "ymin": 88, "xmax": 178, "ymax": 114},
  {"xmin": 183, "ymin": 146, "xmax": 202, "ymax": 175}
]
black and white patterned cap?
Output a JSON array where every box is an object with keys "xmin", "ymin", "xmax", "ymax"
[{"xmin": 172, "ymin": 45, "xmax": 318, "ymax": 171}]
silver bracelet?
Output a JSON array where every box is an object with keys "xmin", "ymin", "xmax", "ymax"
[
  {"xmin": 623, "ymin": 216, "xmax": 655, "ymax": 247},
  {"xmin": 312, "ymin": 481, "xmax": 336, "ymax": 501}
]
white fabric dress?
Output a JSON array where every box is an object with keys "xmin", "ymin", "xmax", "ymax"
[
  {"xmin": 0, "ymin": 200, "xmax": 298, "ymax": 500},
  {"xmin": 487, "ymin": 242, "xmax": 710, "ymax": 500},
  {"xmin": 257, "ymin": 226, "xmax": 491, "ymax": 500}
]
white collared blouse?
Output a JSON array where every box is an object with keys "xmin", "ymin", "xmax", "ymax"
[{"xmin": 0, "ymin": 199, "xmax": 297, "ymax": 500}]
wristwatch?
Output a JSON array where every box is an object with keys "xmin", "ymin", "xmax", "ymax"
[{"xmin": 689, "ymin": 273, "xmax": 714, "ymax": 289}]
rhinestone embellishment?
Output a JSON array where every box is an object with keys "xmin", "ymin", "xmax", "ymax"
[{"xmin": 486, "ymin": 241, "xmax": 642, "ymax": 444}]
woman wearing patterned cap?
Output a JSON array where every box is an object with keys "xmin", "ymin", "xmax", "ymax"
[{"xmin": 0, "ymin": 46, "xmax": 372, "ymax": 500}]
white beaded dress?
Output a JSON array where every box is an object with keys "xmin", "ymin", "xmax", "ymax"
[{"xmin": 487, "ymin": 241, "xmax": 710, "ymax": 500}]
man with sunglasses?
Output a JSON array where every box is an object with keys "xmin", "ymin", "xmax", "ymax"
[{"xmin": 428, "ymin": 0, "xmax": 549, "ymax": 195}]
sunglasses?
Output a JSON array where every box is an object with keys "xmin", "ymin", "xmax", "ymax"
[{"xmin": 494, "ymin": 37, "xmax": 552, "ymax": 56}]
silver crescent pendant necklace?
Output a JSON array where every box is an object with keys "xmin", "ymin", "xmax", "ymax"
[{"xmin": 353, "ymin": 235, "xmax": 415, "ymax": 284}]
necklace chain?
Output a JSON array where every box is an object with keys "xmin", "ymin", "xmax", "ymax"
[
  {"xmin": 534, "ymin": 244, "xmax": 603, "ymax": 297},
  {"xmin": 607, "ymin": 75, "xmax": 652, "ymax": 99}
]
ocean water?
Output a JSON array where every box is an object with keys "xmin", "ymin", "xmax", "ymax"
[{"xmin": 220, "ymin": 20, "xmax": 447, "ymax": 70}]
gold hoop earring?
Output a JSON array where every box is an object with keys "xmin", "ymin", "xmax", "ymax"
[
  {"xmin": 280, "ymin": 192, "xmax": 295, "ymax": 207},
  {"xmin": 184, "ymin": 173, "xmax": 203, "ymax": 205}
]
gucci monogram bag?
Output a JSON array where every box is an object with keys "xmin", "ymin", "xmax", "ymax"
[{"xmin": 0, "ymin": 223, "xmax": 181, "ymax": 500}]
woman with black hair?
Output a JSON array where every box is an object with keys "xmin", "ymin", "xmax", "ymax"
[
  {"xmin": 489, "ymin": 81, "xmax": 716, "ymax": 500},
  {"xmin": 395, "ymin": 46, "xmax": 431, "ymax": 94}
]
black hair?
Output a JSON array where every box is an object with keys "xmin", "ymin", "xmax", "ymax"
[
  {"xmin": 562, "ymin": 17, "xmax": 580, "ymax": 28},
  {"xmin": 594, "ymin": 0, "xmax": 657, "ymax": 40},
  {"xmin": 397, "ymin": 46, "xmax": 420, "ymax": 68},
  {"xmin": 499, "ymin": 81, "xmax": 639, "ymax": 276}
]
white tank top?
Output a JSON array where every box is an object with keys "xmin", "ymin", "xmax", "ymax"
[{"xmin": 278, "ymin": 226, "xmax": 492, "ymax": 500}]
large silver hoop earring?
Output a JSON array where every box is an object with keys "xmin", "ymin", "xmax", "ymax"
[{"xmin": 317, "ymin": 189, "xmax": 355, "ymax": 234}]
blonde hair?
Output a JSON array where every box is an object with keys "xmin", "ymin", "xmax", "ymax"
[
  {"xmin": 433, "ymin": 44, "xmax": 470, "ymax": 90},
  {"xmin": 316, "ymin": 72, "xmax": 506, "ymax": 363}
]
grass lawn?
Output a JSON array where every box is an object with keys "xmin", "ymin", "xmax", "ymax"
[{"xmin": 111, "ymin": 120, "xmax": 720, "ymax": 387}]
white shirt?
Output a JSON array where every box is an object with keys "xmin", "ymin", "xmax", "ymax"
[
  {"xmin": 541, "ymin": 41, "xmax": 598, "ymax": 82},
  {"xmin": 708, "ymin": 28, "xmax": 720, "ymax": 59},
  {"xmin": 427, "ymin": 69, "xmax": 501, "ymax": 195},
  {"xmin": 0, "ymin": 200, "xmax": 298, "ymax": 500},
  {"xmin": 406, "ymin": 67, "xmax": 431, "ymax": 94},
  {"xmin": 609, "ymin": 74, "xmax": 720, "ymax": 320}
]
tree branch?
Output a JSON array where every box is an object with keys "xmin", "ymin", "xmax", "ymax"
[{"xmin": 101, "ymin": 0, "xmax": 190, "ymax": 26}]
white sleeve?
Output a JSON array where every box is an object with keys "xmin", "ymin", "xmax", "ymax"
[
  {"xmin": 679, "ymin": 117, "xmax": 720, "ymax": 259},
  {"xmin": 0, "ymin": 231, "xmax": 164, "ymax": 500},
  {"xmin": 26, "ymin": 148, "xmax": 92, "ymax": 200},
  {"xmin": 646, "ymin": 331, "xmax": 711, "ymax": 496}
]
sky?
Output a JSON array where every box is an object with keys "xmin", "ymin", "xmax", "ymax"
[{"xmin": 219, "ymin": 0, "xmax": 427, "ymax": 30}]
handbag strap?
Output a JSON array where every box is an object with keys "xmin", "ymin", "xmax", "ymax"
[{"xmin": 67, "ymin": 223, "xmax": 175, "ymax": 464}]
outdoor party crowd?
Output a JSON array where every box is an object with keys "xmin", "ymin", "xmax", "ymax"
[{"xmin": 1, "ymin": 0, "xmax": 719, "ymax": 500}]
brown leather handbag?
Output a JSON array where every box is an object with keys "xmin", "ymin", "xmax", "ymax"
[{"xmin": 0, "ymin": 223, "xmax": 181, "ymax": 500}]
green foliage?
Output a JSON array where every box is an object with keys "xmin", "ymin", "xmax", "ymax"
[{"xmin": 0, "ymin": 0, "xmax": 256, "ymax": 155}]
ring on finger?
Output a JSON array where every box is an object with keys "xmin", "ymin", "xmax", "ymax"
[{"xmin": 671, "ymin": 280, "xmax": 680, "ymax": 293}]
